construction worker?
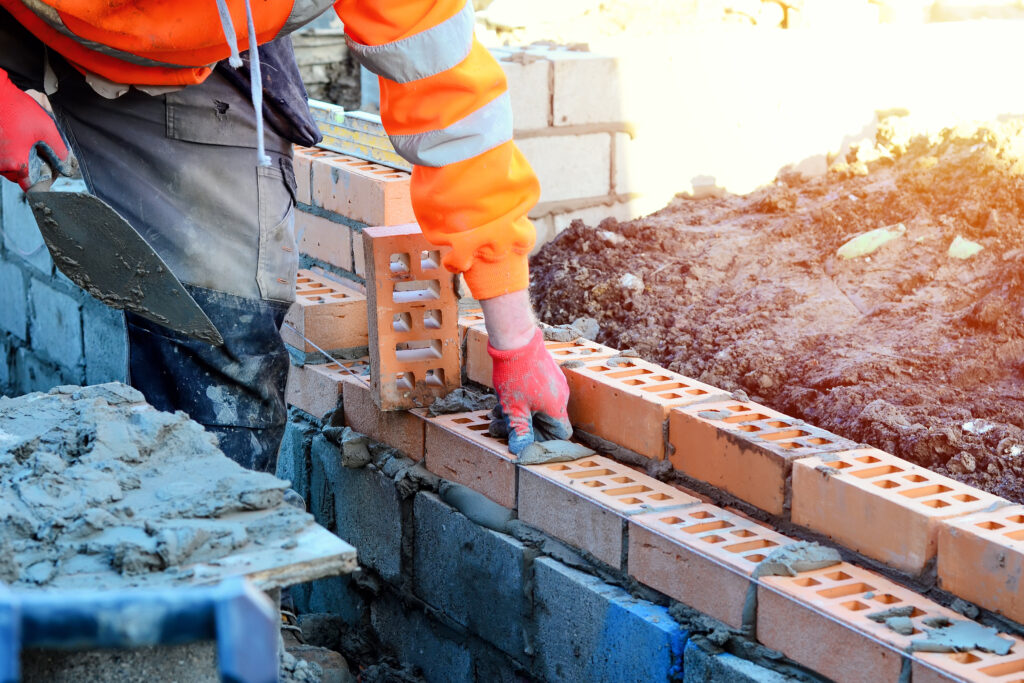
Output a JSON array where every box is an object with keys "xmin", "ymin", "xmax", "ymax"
[{"xmin": 0, "ymin": 0, "xmax": 570, "ymax": 471}]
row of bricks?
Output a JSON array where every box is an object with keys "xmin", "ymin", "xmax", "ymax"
[{"xmin": 284, "ymin": 366, "xmax": 1024, "ymax": 682}]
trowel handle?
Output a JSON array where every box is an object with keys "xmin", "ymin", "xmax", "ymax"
[{"xmin": 26, "ymin": 145, "xmax": 78, "ymax": 193}]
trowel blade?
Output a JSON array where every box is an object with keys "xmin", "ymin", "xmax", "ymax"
[{"xmin": 28, "ymin": 191, "xmax": 224, "ymax": 346}]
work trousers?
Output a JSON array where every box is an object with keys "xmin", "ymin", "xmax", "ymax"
[{"xmin": 1, "ymin": 9, "xmax": 314, "ymax": 473}]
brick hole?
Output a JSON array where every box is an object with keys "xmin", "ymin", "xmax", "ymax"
[
  {"xmin": 389, "ymin": 253, "xmax": 412, "ymax": 277},
  {"xmin": 902, "ymin": 474, "xmax": 928, "ymax": 483},
  {"xmin": 608, "ymin": 368, "xmax": 653, "ymax": 379},
  {"xmin": 792, "ymin": 577, "xmax": 821, "ymax": 587},
  {"xmin": 746, "ymin": 554, "xmax": 768, "ymax": 562},
  {"xmin": 659, "ymin": 393, "xmax": 684, "ymax": 400},
  {"xmin": 623, "ymin": 379, "xmax": 646, "ymax": 386},
  {"xmin": 724, "ymin": 539, "xmax": 778, "ymax": 554},
  {"xmin": 393, "ymin": 312, "xmax": 412, "ymax": 333},
  {"xmin": 1003, "ymin": 530, "xmax": 1024, "ymax": 541},
  {"xmin": 725, "ymin": 405, "xmax": 746, "ymax": 412},
  {"xmin": 703, "ymin": 535, "xmax": 726, "ymax": 543},
  {"xmin": 816, "ymin": 582, "xmax": 876, "ymax": 599},
  {"xmin": 547, "ymin": 464, "xmax": 571, "ymax": 471},
  {"xmin": 583, "ymin": 480, "xmax": 605, "ymax": 488},
  {"xmin": 467, "ymin": 424, "xmax": 489, "ymax": 432},
  {"xmin": 761, "ymin": 430, "xmax": 811, "ymax": 441},
  {"xmin": 604, "ymin": 484, "xmax": 654, "ymax": 496},
  {"xmin": 856, "ymin": 455, "xmax": 882, "ymax": 463},
  {"xmin": 452, "ymin": 417, "xmax": 473, "ymax": 424},
  {"xmin": 424, "ymin": 309, "xmax": 442, "ymax": 330},
  {"xmin": 395, "ymin": 339, "xmax": 443, "ymax": 362},
  {"xmin": 641, "ymin": 382, "xmax": 689, "ymax": 393},
  {"xmin": 723, "ymin": 413, "xmax": 770, "ymax": 423},
  {"xmin": 731, "ymin": 529, "xmax": 757, "ymax": 538},
  {"xmin": 978, "ymin": 521, "xmax": 1006, "ymax": 530},
  {"xmin": 424, "ymin": 368, "xmax": 445, "ymax": 388},
  {"xmin": 874, "ymin": 480, "xmax": 900, "ymax": 489},
  {"xmin": 923, "ymin": 499, "xmax": 952, "ymax": 508},
  {"xmin": 304, "ymin": 287, "xmax": 335, "ymax": 295},
  {"xmin": 686, "ymin": 388, "xmax": 709, "ymax": 396},
  {"xmin": 734, "ymin": 425, "xmax": 761, "ymax": 433},
  {"xmin": 577, "ymin": 460, "xmax": 600, "ymax": 467},
  {"xmin": 900, "ymin": 484, "xmax": 953, "ymax": 499},
  {"xmin": 297, "ymin": 277, "xmax": 312, "ymax": 283},
  {"xmin": 660, "ymin": 516, "xmax": 684, "ymax": 524},
  {"xmin": 1008, "ymin": 515, "xmax": 1024, "ymax": 524},
  {"xmin": 393, "ymin": 280, "xmax": 441, "ymax": 303},
  {"xmin": 851, "ymin": 465, "xmax": 905, "ymax": 479},
  {"xmin": 328, "ymin": 292, "xmax": 353, "ymax": 300},
  {"xmin": 947, "ymin": 653, "xmax": 982, "ymax": 664},
  {"xmin": 650, "ymin": 375, "xmax": 671, "ymax": 381},
  {"xmin": 647, "ymin": 493, "xmax": 671, "ymax": 501},
  {"xmin": 620, "ymin": 497, "xmax": 642, "ymax": 504},
  {"xmin": 842, "ymin": 600, "xmax": 870, "ymax": 611},
  {"xmin": 765, "ymin": 421, "xmax": 790, "ymax": 428},
  {"xmin": 689, "ymin": 511, "xmax": 714, "ymax": 519},
  {"xmin": 978, "ymin": 660, "xmax": 1024, "ymax": 677},
  {"xmin": 826, "ymin": 460, "xmax": 853, "ymax": 469},
  {"xmin": 610, "ymin": 476, "xmax": 634, "ymax": 484},
  {"xmin": 546, "ymin": 342, "xmax": 577, "ymax": 350},
  {"xmin": 806, "ymin": 438, "xmax": 832, "ymax": 445},
  {"xmin": 395, "ymin": 372, "xmax": 414, "ymax": 391},
  {"xmin": 823, "ymin": 571, "xmax": 852, "ymax": 581},
  {"xmin": 872, "ymin": 594, "xmax": 902, "ymax": 604},
  {"xmin": 566, "ymin": 469, "xmax": 614, "ymax": 479},
  {"xmin": 685, "ymin": 520, "xmax": 734, "ymax": 534},
  {"xmin": 421, "ymin": 250, "xmax": 441, "ymax": 270},
  {"xmin": 383, "ymin": 173, "xmax": 406, "ymax": 179},
  {"xmin": 775, "ymin": 442, "xmax": 803, "ymax": 450}
]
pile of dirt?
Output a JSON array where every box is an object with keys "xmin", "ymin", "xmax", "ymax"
[
  {"xmin": 0, "ymin": 383, "xmax": 313, "ymax": 589},
  {"xmin": 532, "ymin": 119, "xmax": 1024, "ymax": 501}
]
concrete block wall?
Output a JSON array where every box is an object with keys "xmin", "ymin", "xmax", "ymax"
[{"xmin": 0, "ymin": 179, "xmax": 127, "ymax": 397}]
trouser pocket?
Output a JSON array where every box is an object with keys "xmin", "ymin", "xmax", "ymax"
[{"xmin": 257, "ymin": 164, "xmax": 299, "ymax": 303}]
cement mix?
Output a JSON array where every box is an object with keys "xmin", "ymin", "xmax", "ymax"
[{"xmin": 0, "ymin": 383, "xmax": 339, "ymax": 591}]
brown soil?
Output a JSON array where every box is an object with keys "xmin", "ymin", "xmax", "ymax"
[{"xmin": 531, "ymin": 120, "xmax": 1024, "ymax": 502}]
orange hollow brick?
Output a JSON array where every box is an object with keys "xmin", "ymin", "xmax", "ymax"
[
  {"xmin": 464, "ymin": 324, "xmax": 618, "ymax": 389},
  {"xmin": 281, "ymin": 270, "xmax": 368, "ymax": 354},
  {"xmin": 914, "ymin": 636, "xmax": 1024, "ymax": 683},
  {"xmin": 292, "ymin": 145, "xmax": 317, "ymax": 205},
  {"xmin": 520, "ymin": 455, "xmax": 698, "ymax": 568},
  {"xmin": 296, "ymin": 210, "xmax": 353, "ymax": 271},
  {"xmin": 757, "ymin": 562, "xmax": 1011, "ymax": 683},
  {"xmin": 792, "ymin": 448, "xmax": 1001, "ymax": 576},
  {"xmin": 421, "ymin": 409, "xmax": 517, "ymax": 509},
  {"xmin": 311, "ymin": 153, "xmax": 414, "ymax": 227},
  {"xmin": 342, "ymin": 376, "xmax": 424, "ymax": 460},
  {"xmin": 363, "ymin": 224, "xmax": 462, "ymax": 411},
  {"xmin": 564, "ymin": 356, "xmax": 728, "ymax": 460},
  {"xmin": 937, "ymin": 505, "xmax": 1024, "ymax": 626},
  {"xmin": 285, "ymin": 356, "xmax": 370, "ymax": 419},
  {"xmin": 628, "ymin": 504, "xmax": 794, "ymax": 629},
  {"xmin": 668, "ymin": 401, "xmax": 856, "ymax": 516}
]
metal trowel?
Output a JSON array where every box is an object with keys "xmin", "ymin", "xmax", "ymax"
[{"xmin": 27, "ymin": 178, "xmax": 224, "ymax": 346}]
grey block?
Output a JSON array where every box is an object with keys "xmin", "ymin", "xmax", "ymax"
[
  {"xmin": 12, "ymin": 347, "xmax": 76, "ymax": 394},
  {"xmin": 311, "ymin": 434, "xmax": 403, "ymax": 582},
  {"xmin": 413, "ymin": 492, "xmax": 528, "ymax": 657},
  {"xmin": 0, "ymin": 179, "xmax": 52, "ymax": 274},
  {"xmin": 292, "ymin": 574, "xmax": 366, "ymax": 626},
  {"xmin": 683, "ymin": 640, "xmax": 792, "ymax": 683},
  {"xmin": 532, "ymin": 556, "xmax": 688, "ymax": 683},
  {"xmin": 0, "ymin": 261, "xmax": 26, "ymax": 340},
  {"xmin": 276, "ymin": 409, "xmax": 319, "ymax": 506},
  {"xmin": 370, "ymin": 592, "xmax": 473, "ymax": 683},
  {"xmin": 29, "ymin": 278, "xmax": 82, "ymax": 368},
  {"xmin": 82, "ymin": 297, "xmax": 127, "ymax": 385},
  {"xmin": 0, "ymin": 338, "xmax": 10, "ymax": 394}
]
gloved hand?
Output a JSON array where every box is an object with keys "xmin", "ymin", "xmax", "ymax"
[
  {"xmin": 489, "ymin": 327, "xmax": 572, "ymax": 455},
  {"xmin": 0, "ymin": 68, "xmax": 72, "ymax": 190}
]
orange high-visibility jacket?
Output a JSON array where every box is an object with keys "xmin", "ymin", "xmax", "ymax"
[{"xmin": 1, "ymin": 0, "xmax": 538, "ymax": 299}]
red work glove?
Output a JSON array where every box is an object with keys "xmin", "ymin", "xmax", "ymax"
[
  {"xmin": 489, "ymin": 328, "xmax": 572, "ymax": 454},
  {"xmin": 0, "ymin": 68, "xmax": 72, "ymax": 190}
]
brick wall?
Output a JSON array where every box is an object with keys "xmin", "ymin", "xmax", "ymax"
[{"xmin": 0, "ymin": 179, "xmax": 127, "ymax": 397}]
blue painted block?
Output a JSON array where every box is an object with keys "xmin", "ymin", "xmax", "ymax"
[
  {"xmin": 371, "ymin": 592, "xmax": 473, "ymax": 683},
  {"xmin": 413, "ymin": 492, "xmax": 528, "ymax": 658},
  {"xmin": 276, "ymin": 409, "xmax": 319, "ymax": 506},
  {"xmin": 533, "ymin": 557, "xmax": 687, "ymax": 683},
  {"xmin": 682, "ymin": 639, "xmax": 791, "ymax": 683}
]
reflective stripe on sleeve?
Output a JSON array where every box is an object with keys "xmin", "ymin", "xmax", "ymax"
[
  {"xmin": 388, "ymin": 91, "xmax": 513, "ymax": 168},
  {"xmin": 275, "ymin": 0, "xmax": 338, "ymax": 38},
  {"xmin": 345, "ymin": 1, "xmax": 474, "ymax": 84}
]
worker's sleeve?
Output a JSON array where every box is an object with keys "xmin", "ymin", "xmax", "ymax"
[{"xmin": 334, "ymin": 0, "xmax": 539, "ymax": 300}]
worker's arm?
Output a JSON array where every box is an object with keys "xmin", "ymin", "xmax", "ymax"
[
  {"xmin": 335, "ymin": 0, "xmax": 571, "ymax": 452},
  {"xmin": 0, "ymin": 68, "xmax": 72, "ymax": 190}
]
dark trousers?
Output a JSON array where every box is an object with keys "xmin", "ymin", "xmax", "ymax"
[{"xmin": 0, "ymin": 10, "xmax": 315, "ymax": 472}]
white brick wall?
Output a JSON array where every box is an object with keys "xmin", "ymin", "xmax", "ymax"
[
  {"xmin": 493, "ymin": 50, "xmax": 551, "ymax": 131},
  {"xmin": 517, "ymin": 133, "xmax": 612, "ymax": 204}
]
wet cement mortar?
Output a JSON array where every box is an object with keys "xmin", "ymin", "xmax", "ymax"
[{"xmin": 532, "ymin": 120, "xmax": 1024, "ymax": 502}]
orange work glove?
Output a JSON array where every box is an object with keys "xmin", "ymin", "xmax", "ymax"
[{"xmin": 0, "ymin": 68, "xmax": 72, "ymax": 190}]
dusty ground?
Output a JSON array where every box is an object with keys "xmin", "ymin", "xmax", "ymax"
[{"xmin": 532, "ymin": 119, "xmax": 1024, "ymax": 502}]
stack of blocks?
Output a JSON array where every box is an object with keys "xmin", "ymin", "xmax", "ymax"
[{"xmin": 284, "ymin": 128, "xmax": 1024, "ymax": 681}]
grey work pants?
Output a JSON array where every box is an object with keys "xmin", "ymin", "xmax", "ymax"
[{"xmin": 1, "ymin": 10, "xmax": 301, "ymax": 472}]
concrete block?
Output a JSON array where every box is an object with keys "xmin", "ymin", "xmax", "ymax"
[
  {"xmin": 309, "ymin": 432, "xmax": 341, "ymax": 532},
  {"xmin": 682, "ymin": 640, "xmax": 790, "ymax": 683},
  {"xmin": 312, "ymin": 434, "xmax": 403, "ymax": 582},
  {"xmin": 12, "ymin": 347, "xmax": 73, "ymax": 394},
  {"xmin": 292, "ymin": 574, "xmax": 366, "ymax": 626},
  {"xmin": 28, "ymin": 278, "xmax": 82, "ymax": 368},
  {"xmin": 548, "ymin": 51, "xmax": 624, "ymax": 127},
  {"xmin": 296, "ymin": 210, "xmax": 353, "ymax": 271},
  {"xmin": 0, "ymin": 261, "xmax": 27, "ymax": 339},
  {"xmin": 82, "ymin": 297, "xmax": 127, "ymax": 385},
  {"xmin": 371, "ymin": 592, "xmax": 474, "ymax": 683},
  {"xmin": 275, "ymin": 408, "xmax": 319, "ymax": 505},
  {"xmin": 1, "ymin": 179, "xmax": 52, "ymax": 274},
  {"xmin": 492, "ymin": 49, "xmax": 551, "ymax": 131},
  {"xmin": 413, "ymin": 492, "xmax": 528, "ymax": 657},
  {"xmin": 517, "ymin": 134, "xmax": 612, "ymax": 204},
  {"xmin": 532, "ymin": 556, "xmax": 687, "ymax": 683},
  {"xmin": 0, "ymin": 339, "xmax": 10, "ymax": 394}
]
